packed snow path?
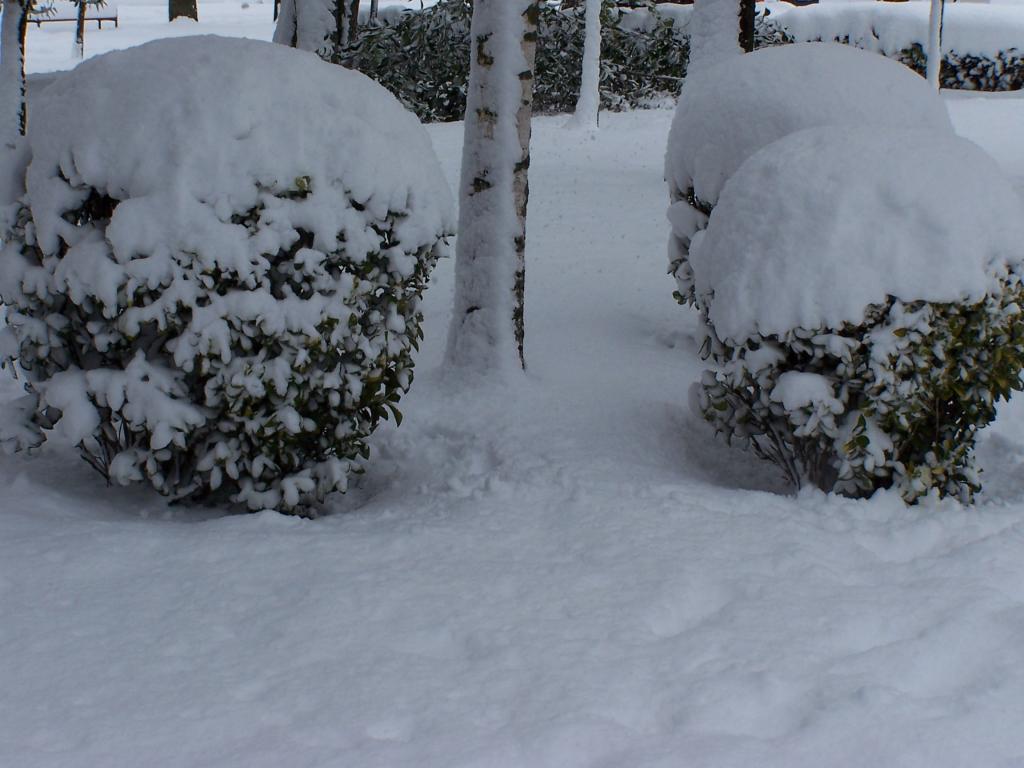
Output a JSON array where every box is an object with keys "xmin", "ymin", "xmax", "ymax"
[{"xmin": 3, "ymin": 100, "xmax": 1024, "ymax": 767}]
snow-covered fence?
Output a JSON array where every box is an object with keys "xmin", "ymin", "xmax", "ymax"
[{"xmin": 28, "ymin": 1, "xmax": 119, "ymax": 28}]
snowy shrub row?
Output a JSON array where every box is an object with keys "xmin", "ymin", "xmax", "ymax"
[
  {"xmin": 340, "ymin": 0, "xmax": 690, "ymax": 122},
  {"xmin": 668, "ymin": 45, "xmax": 1024, "ymax": 503},
  {"xmin": 336, "ymin": 0, "xmax": 785, "ymax": 122},
  {"xmin": 773, "ymin": 1, "xmax": 1024, "ymax": 92},
  {"xmin": 345, "ymin": 1, "xmax": 1019, "ymax": 126},
  {"xmin": 897, "ymin": 44, "xmax": 1024, "ymax": 93},
  {"xmin": 634, "ymin": 2, "xmax": 1024, "ymax": 94},
  {"xmin": 0, "ymin": 37, "xmax": 454, "ymax": 515}
]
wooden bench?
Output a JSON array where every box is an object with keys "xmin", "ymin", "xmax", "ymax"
[{"xmin": 30, "ymin": 2, "xmax": 119, "ymax": 29}]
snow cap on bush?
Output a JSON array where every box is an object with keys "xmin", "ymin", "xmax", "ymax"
[
  {"xmin": 24, "ymin": 35, "xmax": 453, "ymax": 258},
  {"xmin": 0, "ymin": 35, "xmax": 455, "ymax": 513},
  {"xmin": 665, "ymin": 42, "xmax": 954, "ymax": 207},
  {"xmin": 693, "ymin": 125, "xmax": 1024, "ymax": 502},
  {"xmin": 693, "ymin": 126, "xmax": 1024, "ymax": 343}
]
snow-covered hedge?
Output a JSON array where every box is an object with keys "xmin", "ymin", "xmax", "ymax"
[
  {"xmin": 342, "ymin": 1, "xmax": 799, "ymax": 123},
  {"xmin": 335, "ymin": 1, "xmax": 1021, "ymax": 124},
  {"xmin": 644, "ymin": 1, "xmax": 1024, "ymax": 92},
  {"xmin": 666, "ymin": 42, "xmax": 954, "ymax": 307},
  {"xmin": 773, "ymin": 1, "xmax": 1024, "ymax": 87},
  {"xmin": 0, "ymin": 36, "xmax": 454, "ymax": 514},
  {"xmin": 775, "ymin": 1, "xmax": 1024, "ymax": 92},
  {"xmin": 342, "ymin": 0, "xmax": 694, "ymax": 122},
  {"xmin": 690, "ymin": 126, "xmax": 1024, "ymax": 502}
]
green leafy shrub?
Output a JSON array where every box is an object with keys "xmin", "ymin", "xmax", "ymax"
[
  {"xmin": 680, "ymin": 124, "xmax": 1024, "ymax": 504},
  {"xmin": 809, "ymin": 34, "xmax": 1023, "ymax": 93},
  {"xmin": 0, "ymin": 37, "xmax": 454, "ymax": 515},
  {"xmin": 898, "ymin": 42, "xmax": 1024, "ymax": 92},
  {"xmin": 2, "ymin": 187, "xmax": 443, "ymax": 513},
  {"xmin": 340, "ymin": 0, "xmax": 691, "ymax": 122},
  {"xmin": 696, "ymin": 280, "xmax": 1024, "ymax": 502}
]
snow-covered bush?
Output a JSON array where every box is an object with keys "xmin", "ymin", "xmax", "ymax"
[
  {"xmin": 691, "ymin": 126, "xmax": 1024, "ymax": 502},
  {"xmin": 0, "ymin": 36, "xmax": 454, "ymax": 514},
  {"xmin": 665, "ymin": 42, "xmax": 954, "ymax": 308},
  {"xmin": 898, "ymin": 43, "xmax": 1024, "ymax": 92}
]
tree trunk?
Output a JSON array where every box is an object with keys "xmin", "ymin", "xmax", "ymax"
[
  {"xmin": 926, "ymin": 0, "xmax": 945, "ymax": 90},
  {"xmin": 345, "ymin": 0, "xmax": 358, "ymax": 45},
  {"xmin": 738, "ymin": 0, "xmax": 754, "ymax": 53},
  {"xmin": 1, "ymin": 0, "xmax": 29, "ymax": 146},
  {"xmin": 274, "ymin": 0, "xmax": 351, "ymax": 55},
  {"xmin": 273, "ymin": 0, "xmax": 298, "ymax": 46},
  {"xmin": 368, "ymin": 0, "xmax": 377, "ymax": 25},
  {"xmin": 568, "ymin": 0, "xmax": 601, "ymax": 131},
  {"xmin": 333, "ymin": 0, "xmax": 358, "ymax": 47},
  {"xmin": 75, "ymin": 0, "xmax": 87, "ymax": 59},
  {"xmin": 446, "ymin": 0, "xmax": 541, "ymax": 373},
  {"xmin": 169, "ymin": 0, "xmax": 198, "ymax": 21},
  {"xmin": 688, "ymin": 0, "xmax": 750, "ymax": 72}
]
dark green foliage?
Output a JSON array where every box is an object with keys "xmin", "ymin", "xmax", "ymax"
[
  {"xmin": 342, "ymin": 3, "xmax": 1016, "ymax": 125},
  {"xmin": 696, "ymin": 275, "xmax": 1024, "ymax": 503},
  {"xmin": 899, "ymin": 42, "xmax": 1024, "ymax": 92},
  {"xmin": 338, "ymin": 0, "xmax": 690, "ymax": 122},
  {"xmin": 533, "ymin": 2, "xmax": 689, "ymax": 115},
  {"xmin": 814, "ymin": 34, "xmax": 1023, "ymax": 93},
  {"xmin": 1, "ymin": 180, "xmax": 444, "ymax": 515},
  {"xmin": 338, "ymin": 0, "xmax": 474, "ymax": 123}
]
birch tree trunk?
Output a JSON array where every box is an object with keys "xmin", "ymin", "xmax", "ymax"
[
  {"xmin": 344, "ymin": 0, "xmax": 359, "ymax": 45},
  {"xmin": 1, "ymin": 0, "xmax": 28, "ymax": 208},
  {"xmin": 75, "ymin": 0, "xmax": 87, "ymax": 59},
  {"xmin": 446, "ymin": 0, "xmax": 541, "ymax": 373},
  {"xmin": 273, "ymin": 0, "xmax": 353, "ymax": 54},
  {"xmin": 688, "ymin": 0, "xmax": 753, "ymax": 73},
  {"xmin": 926, "ymin": 0, "xmax": 945, "ymax": 90},
  {"xmin": 1, "ymin": 0, "xmax": 29, "ymax": 147},
  {"xmin": 335, "ymin": 0, "xmax": 357, "ymax": 47},
  {"xmin": 567, "ymin": 0, "xmax": 601, "ymax": 131}
]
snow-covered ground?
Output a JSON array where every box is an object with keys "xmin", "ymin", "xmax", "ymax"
[
  {"xmin": 3, "ymin": 93, "xmax": 1024, "ymax": 766},
  {"xmin": 5, "ymin": 9, "xmax": 1024, "ymax": 766}
]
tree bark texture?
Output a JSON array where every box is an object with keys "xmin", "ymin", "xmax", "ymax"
[
  {"xmin": 446, "ymin": 0, "xmax": 541, "ymax": 373},
  {"xmin": 274, "ymin": 0, "xmax": 356, "ymax": 54},
  {"xmin": 75, "ymin": 0, "xmax": 87, "ymax": 58},
  {"xmin": 568, "ymin": 0, "xmax": 601, "ymax": 130},
  {"xmin": 738, "ymin": 0, "xmax": 754, "ymax": 53},
  {"xmin": 1, "ymin": 0, "xmax": 29, "ymax": 144}
]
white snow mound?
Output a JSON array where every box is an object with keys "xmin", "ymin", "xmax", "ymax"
[
  {"xmin": 24, "ymin": 35, "xmax": 455, "ymax": 259},
  {"xmin": 666, "ymin": 42, "xmax": 954, "ymax": 206},
  {"xmin": 693, "ymin": 125, "xmax": 1024, "ymax": 344}
]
